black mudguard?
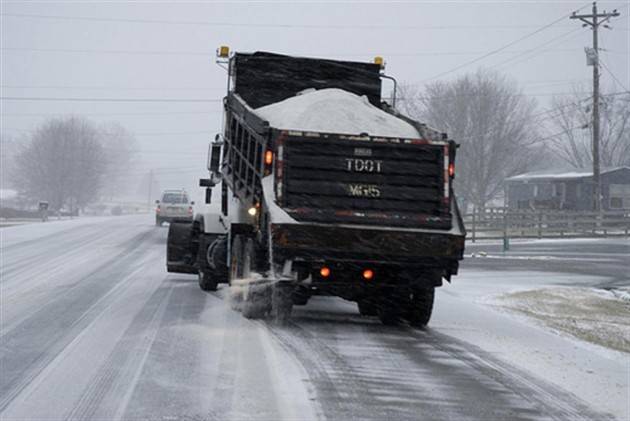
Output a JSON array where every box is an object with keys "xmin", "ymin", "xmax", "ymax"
[{"xmin": 167, "ymin": 221, "xmax": 197, "ymax": 274}]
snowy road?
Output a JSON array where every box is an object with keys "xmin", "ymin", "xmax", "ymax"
[{"xmin": 1, "ymin": 216, "xmax": 627, "ymax": 420}]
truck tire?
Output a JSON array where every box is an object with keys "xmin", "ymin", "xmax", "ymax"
[
  {"xmin": 242, "ymin": 238, "xmax": 255, "ymax": 278},
  {"xmin": 240, "ymin": 238, "xmax": 270, "ymax": 319},
  {"xmin": 197, "ymin": 234, "xmax": 219, "ymax": 291},
  {"xmin": 377, "ymin": 292, "xmax": 402, "ymax": 325},
  {"xmin": 230, "ymin": 235, "xmax": 244, "ymax": 282},
  {"xmin": 207, "ymin": 236, "xmax": 229, "ymax": 284},
  {"xmin": 357, "ymin": 299, "xmax": 377, "ymax": 316},
  {"xmin": 271, "ymin": 281, "xmax": 293, "ymax": 324},
  {"xmin": 407, "ymin": 287, "xmax": 435, "ymax": 328},
  {"xmin": 198, "ymin": 271, "xmax": 218, "ymax": 291},
  {"xmin": 292, "ymin": 286, "xmax": 310, "ymax": 306}
]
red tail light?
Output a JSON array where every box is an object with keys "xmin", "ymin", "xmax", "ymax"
[
  {"xmin": 448, "ymin": 162, "xmax": 455, "ymax": 178},
  {"xmin": 362, "ymin": 269, "xmax": 374, "ymax": 280},
  {"xmin": 320, "ymin": 266, "xmax": 331, "ymax": 278}
]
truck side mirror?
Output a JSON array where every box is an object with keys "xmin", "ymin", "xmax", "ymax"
[
  {"xmin": 205, "ymin": 187, "xmax": 212, "ymax": 204},
  {"xmin": 207, "ymin": 142, "xmax": 223, "ymax": 173}
]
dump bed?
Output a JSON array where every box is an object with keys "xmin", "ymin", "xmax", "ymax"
[{"xmin": 222, "ymin": 52, "xmax": 458, "ymax": 231}]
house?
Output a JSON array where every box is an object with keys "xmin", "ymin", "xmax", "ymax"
[{"xmin": 505, "ymin": 166, "xmax": 630, "ymax": 211}]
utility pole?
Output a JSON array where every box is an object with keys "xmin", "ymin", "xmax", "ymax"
[{"xmin": 570, "ymin": 2, "xmax": 620, "ymax": 211}]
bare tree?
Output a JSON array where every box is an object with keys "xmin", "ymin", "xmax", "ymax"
[
  {"xmin": 10, "ymin": 117, "xmax": 106, "ymax": 211},
  {"xmin": 547, "ymin": 89, "xmax": 630, "ymax": 169},
  {"xmin": 1, "ymin": 135, "xmax": 21, "ymax": 190},
  {"xmin": 399, "ymin": 70, "xmax": 540, "ymax": 211},
  {"xmin": 99, "ymin": 122, "xmax": 139, "ymax": 200}
]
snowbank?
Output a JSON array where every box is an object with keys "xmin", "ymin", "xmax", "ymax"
[
  {"xmin": 491, "ymin": 287, "xmax": 630, "ymax": 354},
  {"xmin": 254, "ymin": 88, "xmax": 420, "ymax": 138}
]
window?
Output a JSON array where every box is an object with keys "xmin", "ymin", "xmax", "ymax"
[
  {"xmin": 609, "ymin": 184, "xmax": 630, "ymax": 209},
  {"xmin": 552, "ymin": 183, "xmax": 565, "ymax": 199},
  {"xmin": 162, "ymin": 193, "xmax": 189, "ymax": 204}
]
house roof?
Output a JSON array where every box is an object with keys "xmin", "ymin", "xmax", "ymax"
[{"xmin": 506, "ymin": 166, "xmax": 630, "ymax": 182}]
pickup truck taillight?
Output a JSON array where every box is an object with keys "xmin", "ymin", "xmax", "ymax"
[{"xmin": 448, "ymin": 162, "xmax": 455, "ymax": 178}]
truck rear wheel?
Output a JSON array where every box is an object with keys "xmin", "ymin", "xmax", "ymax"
[
  {"xmin": 198, "ymin": 271, "xmax": 218, "ymax": 291},
  {"xmin": 407, "ymin": 287, "xmax": 435, "ymax": 328},
  {"xmin": 377, "ymin": 291, "xmax": 403, "ymax": 325},
  {"xmin": 230, "ymin": 235, "xmax": 244, "ymax": 282},
  {"xmin": 272, "ymin": 281, "xmax": 293, "ymax": 324},
  {"xmin": 242, "ymin": 238, "xmax": 255, "ymax": 278},
  {"xmin": 357, "ymin": 299, "xmax": 377, "ymax": 316},
  {"xmin": 292, "ymin": 286, "xmax": 310, "ymax": 306}
]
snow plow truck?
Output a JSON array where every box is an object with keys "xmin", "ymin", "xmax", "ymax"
[{"xmin": 166, "ymin": 49, "xmax": 465, "ymax": 326}]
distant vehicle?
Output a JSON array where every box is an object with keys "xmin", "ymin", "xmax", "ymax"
[
  {"xmin": 38, "ymin": 201, "xmax": 49, "ymax": 222},
  {"xmin": 155, "ymin": 190, "xmax": 194, "ymax": 226},
  {"xmin": 167, "ymin": 49, "xmax": 465, "ymax": 326}
]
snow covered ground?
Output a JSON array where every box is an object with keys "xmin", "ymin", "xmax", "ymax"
[
  {"xmin": 1, "ymin": 218, "xmax": 627, "ymax": 420},
  {"xmin": 491, "ymin": 286, "xmax": 629, "ymax": 353},
  {"xmin": 437, "ymin": 268, "xmax": 628, "ymax": 420}
]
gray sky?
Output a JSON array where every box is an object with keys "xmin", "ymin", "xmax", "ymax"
[{"xmin": 1, "ymin": 0, "xmax": 628, "ymax": 202}]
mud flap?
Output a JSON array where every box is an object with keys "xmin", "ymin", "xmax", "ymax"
[{"xmin": 167, "ymin": 221, "xmax": 197, "ymax": 274}]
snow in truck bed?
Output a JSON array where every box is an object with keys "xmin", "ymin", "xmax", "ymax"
[{"xmin": 254, "ymin": 88, "xmax": 420, "ymax": 139}]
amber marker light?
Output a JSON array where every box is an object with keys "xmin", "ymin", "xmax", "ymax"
[
  {"xmin": 264, "ymin": 150, "xmax": 274, "ymax": 166},
  {"xmin": 362, "ymin": 269, "xmax": 374, "ymax": 280},
  {"xmin": 320, "ymin": 266, "xmax": 331, "ymax": 278}
]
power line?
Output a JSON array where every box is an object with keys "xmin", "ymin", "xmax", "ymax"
[
  {"xmin": 1, "ymin": 127, "xmax": 217, "ymax": 137},
  {"xmin": 493, "ymin": 27, "xmax": 587, "ymax": 70},
  {"xmin": 0, "ymin": 46, "xmax": 589, "ymax": 58},
  {"xmin": 0, "ymin": 96, "xmax": 221, "ymax": 103},
  {"xmin": 2, "ymin": 111, "xmax": 216, "ymax": 117},
  {"xmin": 0, "ymin": 12, "xmax": 579, "ymax": 31},
  {"xmin": 419, "ymin": 3, "xmax": 590, "ymax": 83},
  {"xmin": 0, "ymin": 83, "xmax": 222, "ymax": 92},
  {"xmin": 599, "ymin": 58, "xmax": 630, "ymax": 93}
]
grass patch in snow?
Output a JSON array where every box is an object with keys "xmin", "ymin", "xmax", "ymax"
[{"xmin": 494, "ymin": 287, "xmax": 630, "ymax": 353}]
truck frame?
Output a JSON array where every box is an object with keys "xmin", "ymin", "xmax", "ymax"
[{"xmin": 167, "ymin": 51, "xmax": 465, "ymax": 326}]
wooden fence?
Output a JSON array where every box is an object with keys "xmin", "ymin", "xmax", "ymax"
[{"xmin": 463, "ymin": 208, "xmax": 630, "ymax": 243}]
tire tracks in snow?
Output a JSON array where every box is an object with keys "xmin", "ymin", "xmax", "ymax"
[
  {"xmin": 0, "ymin": 225, "xmax": 106, "ymax": 281},
  {"xmin": 0, "ymin": 225, "xmax": 137, "ymax": 309},
  {"xmin": 267, "ymin": 307, "xmax": 613, "ymax": 421},
  {"xmin": 405, "ymin": 328, "xmax": 615, "ymax": 421},
  {"xmin": 267, "ymin": 320, "xmax": 384, "ymax": 420},
  {"xmin": 0, "ymin": 228, "xmax": 157, "ymax": 412},
  {"xmin": 65, "ymin": 280, "xmax": 174, "ymax": 421}
]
